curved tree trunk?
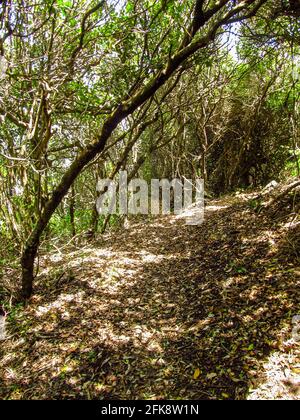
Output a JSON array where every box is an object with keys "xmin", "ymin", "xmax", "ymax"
[
  {"xmin": 20, "ymin": 0, "xmax": 268, "ymax": 299},
  {"xmin": 70, "ymin": 185, "xmax": 76, "ymax": 237},
  {"xmin": 20, "ymin": 107, "xmax": 125, "ymax": 299}
]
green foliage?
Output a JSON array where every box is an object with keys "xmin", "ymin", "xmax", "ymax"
[
  {"xmin": 0, "ymin": 0, "xmax": 299, "ymax": 281},
  {"xmin": 50, "ymin": 209, "xmax": 93, "ymax": 236},
  {"xmin": 285, "ymin": 149, "xmax": 300, "ymax": 177}
]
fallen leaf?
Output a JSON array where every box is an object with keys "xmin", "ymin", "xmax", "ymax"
[{"xmin": 193, "ymin": 368, "xmax": 201, "ymax": 379}]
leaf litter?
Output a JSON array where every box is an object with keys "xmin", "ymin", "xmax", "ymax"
[{"xmin": 0, "ymin": 192, "xmax": 299, "ymax": 400}]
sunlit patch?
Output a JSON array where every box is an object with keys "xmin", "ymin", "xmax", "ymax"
[
  {"xmin": 283, "ymin": 221, "xmax": 300, "ymax": 229},
  {"xmin": 3, "ymin": 367, "xmax": 18, "ymax": 380},
  {"xmin": 139, "ymin": 250, "xmax": 165, "ymax": 263},
  {"xmin": 92, "ymin": 249, "xmax": 116, "ymax": 258},
  {"xmin": 1, "ymin": 351, "xmax": 20, "ymax": 366},
  {"xmin": 49, "ymin": 254, "xmax": 64, "ymax": 263},
  {"xmin": 35, "ymin": 292, "xmax": 84, "ymax": 317},
  {"xmin": 94, "ymin": 324, "xmax": 132, "ymax": 346},
  {"xmin": 2, "ymin": 191, "xmax": 299, "ymax": 400},
  {"xmin": 205, "ymin": 204, "xmax": 230, "ymax": 212},
  {"xmin": 67, "ymin": 376, "xmax": 81, "ymax": 386},
  {"xmin": 221, "ymin": 277, "xmax": 236, "ymax": 289},
  {"xmin": 248, "ymin": 339, "xmax": 300, "ymax": 400}
]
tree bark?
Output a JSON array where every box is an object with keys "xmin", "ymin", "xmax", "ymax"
[
  {"xmin": 20, "ymin": 0, "xmax": 268, "ymax": 299},
  {"xmin": 21, "ymin": 108, "xmax": 124, "ymax": 299},
  {"xmin": 70, "ymin": 184, "xmax": 76, "ymax": 237}
]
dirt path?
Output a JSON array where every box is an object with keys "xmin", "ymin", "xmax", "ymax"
[{"xmin": 0, "ymin": 194, "xmax": 299, "ymax": 399}]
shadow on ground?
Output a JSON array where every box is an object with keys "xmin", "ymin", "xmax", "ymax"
[{"xmin": 0, "ymin": 195, "xmax": 299, "ymax": 399}]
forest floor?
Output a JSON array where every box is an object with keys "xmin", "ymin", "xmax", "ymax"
[{"xmin": 0, "ymin": 190, "xmax": 299, "ymax": 400}]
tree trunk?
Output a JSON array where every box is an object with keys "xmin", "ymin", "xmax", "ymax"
[
  {"xmin": 20, "ymin": 107, "xmax": 125, "ymax": 299},
  {"xmin": 70, "ymin": 185, "xmax": 76, "ymax": 237},
  {"xmin": 20, "ymin": 0, "xmax": 267, "ymax": 299},
  {"xmin": 21, "ymin": 244, "xmax": 38, "ymax": 299},
  {"xmin": 90, "ymin": 203, "xmax": 99, "ymax": 236}
]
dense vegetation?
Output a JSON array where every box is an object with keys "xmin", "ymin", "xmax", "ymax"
[
  {"xmin": 0, "ymin": 0, "xmax": 299, "ymax": 298},
  {"xmin": 0, "ymin": 0, "xmax": 299, "ymax": 401}
]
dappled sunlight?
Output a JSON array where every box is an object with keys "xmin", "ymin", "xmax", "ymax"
[
  {"xmin": 1, "ymin": 194, "xmax": 299, "ymax": 400},
  {"xmin": 138, "ymin": 250, "xmax": 166, "ymax": 264},
  {"xmin": 205, "ymin": 204, "xmax": 231, "ymax": 212},
  {"xmin": 248, "ymin": 338, "xmax": 300, "ymax": 400},
  {"xmin": 0, "ymin": 0, "xmax": 299, "ymax": 402},
  {"xmin": 35, "ymin": 292, "xmax": 85, "ymax": 318}
]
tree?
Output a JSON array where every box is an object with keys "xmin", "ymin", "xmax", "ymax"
[{"xmin": 0, "ymin": 1, "xmax": 291, "ymax": 298}]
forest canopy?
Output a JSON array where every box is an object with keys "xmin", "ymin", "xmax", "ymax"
[
  {"xmin": 0, "ymin": 0, "xmax": 299, "ymax": 403},
  {"xmin": 0, "ymin": 0, "xmax": 299, "ymax": 299}
]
